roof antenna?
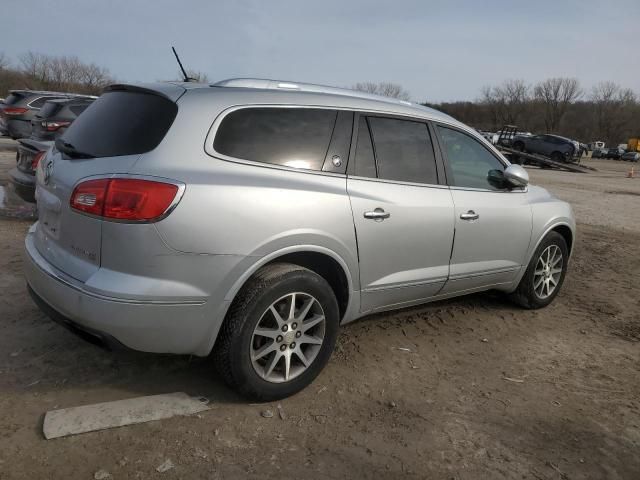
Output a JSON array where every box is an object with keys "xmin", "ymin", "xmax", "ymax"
[{"xmin": 172, "ymin": 46, "xmax": 195, "ymax": 82}]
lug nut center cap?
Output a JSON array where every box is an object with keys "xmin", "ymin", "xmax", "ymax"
[{"xmin": 283, "ymin": 330, "xmax": 296, "ymax": 344}]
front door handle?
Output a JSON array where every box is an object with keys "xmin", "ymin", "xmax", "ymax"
[
  {"xmin": 364, "ymin": 208, "xmax": 390, "ymax": 221},
  {"xmin": 460, "ymin": 210, "xmax": 479, "ymax": 221}
]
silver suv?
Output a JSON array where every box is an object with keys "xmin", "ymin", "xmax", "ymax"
[{"xmin": 24, "ymin": 79, "xmax": 575, "ymax": 400}]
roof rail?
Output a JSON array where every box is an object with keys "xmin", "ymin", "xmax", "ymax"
[{"xmin": 211, "ymin": 78, "xmax": 413, "ymax": 106}]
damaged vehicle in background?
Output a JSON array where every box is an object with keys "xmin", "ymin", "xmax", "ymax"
[
  {"xmin": 511, "ymin": 133, "xmax": 579, "ymax": 162},
  {"xmin": 9, "ymin": 97, "xmax": 95, "ymax": 203},
  {"xmin": 24, "ymin": 79, "xmax": 575, "ymax": 400}
]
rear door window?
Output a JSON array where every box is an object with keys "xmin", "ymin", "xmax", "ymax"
[
  {"xmin": 368, "ymin": 116, "xmax": 438, "ymax": 184},
  {"xmin": 353, "ymin": 116, "xmax": 377, "ymax": 178},
  {"xmin": 60, "ymin": 90, "xmax": 178, "ymax": 158},
  {"xmin": 214, "ymin": 107, "xmax": 337, "ymax": 171}
]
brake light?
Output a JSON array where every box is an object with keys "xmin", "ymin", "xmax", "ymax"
[
  {"xmin": 70, "ymin": 178, "xmax": 180, "ymax": 221},
  {"xmin": 31, "ymin": 151, "xmax": 46, "ymax": 170},
  {"xmin": 41, "ymin": 121, "xmax": 71, "ymax": 131},
  {"xmin": 2, "ymin": 107, "xmax": 28, "ymax": 116}
]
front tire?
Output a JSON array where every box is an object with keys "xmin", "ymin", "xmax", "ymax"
[
  {"xmin": 510, "ymin": 232, "xmax": 569, "ymax": 309},
  {"xmin": 214, "ymin": 263, "xmax": 339, "ymax": 401}
]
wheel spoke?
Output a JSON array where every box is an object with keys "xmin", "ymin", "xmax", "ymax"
[
  {"xmin": 253, "ymin": 327, "xmax": 279, "ymax": 340},
  {"xmin": 295, "ymin": 348, "xmax": 311, "ymax": 367},
  {"xmin": 252, "ymin": 342, "xmax": 276, "ymax": 361},
  {"xmin": 288, "ymin": 293, "xmax": 296, "ymax": 320},
  {"xmin": 283, "ymin": 351, "xmax": 292, "ymax": 381},
  {"xmin": 263, "ymin": 351, "xmax": 281, "ymax": 378},
  {"xmin": 296, "ymin": 297, "xmax": 315, "ymax": 322},
  {"xmin": 550, "ymin": 267, "xmax": 562, "ymax": 275},
  {"xmin": 534, "ymin": 275, "xmax": 544, "ymax": 289},
  {"xmin": 300, "ymin": 314, "xmax": 324, "ymax": 333},
  {"xmin": 269, "ymin": 306, "xmax": 286, "ymax": 327},
  {"xmin": 299, "ymin": 334, "xmax": 323, "ymax": 345}
]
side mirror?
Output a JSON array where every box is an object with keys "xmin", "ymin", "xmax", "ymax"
[{"xmin": 504, "ymin": 164, "xmax": 529, "ymax": 188}]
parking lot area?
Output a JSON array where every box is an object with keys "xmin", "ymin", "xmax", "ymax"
[{"xmin": 0, "ymin": 145, "xmax": 639, "ymax": 479}]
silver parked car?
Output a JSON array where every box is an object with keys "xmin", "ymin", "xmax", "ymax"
[{"xmin": 24, "ymin": 79, "xmax": 575, "ymax": 400}]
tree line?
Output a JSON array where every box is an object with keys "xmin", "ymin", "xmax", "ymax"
[
  {"xmin": 0, "ymin": 51, "xmax": 113, "ymax": 97},
  {"xmin": 423, "ymin": 78, "xmax": 639, "ymax": 146}
]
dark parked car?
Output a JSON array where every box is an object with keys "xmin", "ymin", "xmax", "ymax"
[
  {"xmin": 591, "ymin": 148, "xmax": 608, "ymax": 159},
  {"xmin": 0, "ymin": 90, "xmax": 94, "ymax": 139},
  {"xmin": 9, "ymin": 139, "xmax": 49, "ymax": 203},
  {"xmin": 30, "ymin": 97, "xmax": 94, "ymax": 141},
  {"xmin": 621, "ymin": 151, "xmax": 640, "ymax": 162},
  {"xmin": 9, "ymin": 97, "xmax": 95, "ymax": 203},
  {"xmin": 512, "ymin": 134, "xmax": 579, "ymax": 162},
  {"xmin": 605, "ymin": 147, "xmax": 625, "ymax": 160}
]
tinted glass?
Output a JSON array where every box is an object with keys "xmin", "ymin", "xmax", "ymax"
[
  {"xmin": 214, "ymin": 108, "xmax": 337, "ymax": 170},
  {"xmin": 368, "ymin": 117, "xmax": 438, "ymax": 184},
  {"xmin": 69, "ymin": 104, "xmax": 91, "ymax": 117},
  {"xmin": 38, "ymin": 102, "xmax": 62, "ymax": 119},
  {"xmin": 438, "ymin": 126, "xmax": 505, "ymax": 190},
  {"xmin": 60, "ymin": 91, "xmax": 177, "ymax": 158},
  {"xmin": 4, "ymin": 93, "xmax": 25, "ymax": 105},
  {"xmin": 353, "ymin": 117, "xmax": 376, "ymax": 178},
  {"xmin": 30, "ymin": 96, "xmax": 63, "ymax": 108}
]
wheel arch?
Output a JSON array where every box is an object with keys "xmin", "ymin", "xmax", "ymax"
[{"xmin": 224, "ymin": 245, "xmax": 356, "ymax": 323}]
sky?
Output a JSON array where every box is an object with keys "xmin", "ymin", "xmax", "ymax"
[{"xmin": 1, "ymin": 0, "xmax": 638, "ymax": 102}]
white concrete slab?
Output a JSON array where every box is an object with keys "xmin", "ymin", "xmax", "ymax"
[{"xmin": 43, "ymin": 392, "xmax": 210, "ymax": 439}]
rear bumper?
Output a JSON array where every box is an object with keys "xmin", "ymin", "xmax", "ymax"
[
  {"xmin": 24, "ymin": 230, "xmax": 216, "ymax": 355},
  {"xmin": 9, "ymin": 167, "xmax": 36, "ymax": 203}
]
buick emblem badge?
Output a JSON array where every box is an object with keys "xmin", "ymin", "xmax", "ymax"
[{"xmin": 44, "ymin": 158, "xmax": 54, "ymax": 185}]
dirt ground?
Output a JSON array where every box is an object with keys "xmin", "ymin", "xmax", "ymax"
[{"xmin": 0, "ymin": 146, "xmax": 639, "ymax": 479}]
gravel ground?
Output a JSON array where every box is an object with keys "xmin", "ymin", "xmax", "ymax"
[{"xmin": 0, "ymin": 150, "xmax": 639, "ymax": 480}]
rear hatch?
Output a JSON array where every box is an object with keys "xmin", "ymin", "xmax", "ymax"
[{"xmin": 33, "ymin": 86, "xmax": 181, "ymax": 282}]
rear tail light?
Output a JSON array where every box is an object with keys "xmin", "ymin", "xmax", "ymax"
[
  {"xmin": 2, "ymin": 107, "xmax": 29, "ymax": 116},
  {"xmin": 41, "ymin": 120, "xmax": 71, "ymax": 131},
  {"xmin": 31, "ymin": 151, "xmax": 46, "ymax": 170},
  {"xmin": 70, "ymin": 178, "xmax": 180, "ymax": 221}
]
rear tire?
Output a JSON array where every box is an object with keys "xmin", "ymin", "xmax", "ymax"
[
  {"xmin": 510, "ymin": 232, "xmax": 569, "ymax": 309},
  {"xmin": 214, "ymin": 263, "xmax": 339, "ymax": 401}
]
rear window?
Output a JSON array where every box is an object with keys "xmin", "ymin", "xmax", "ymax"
[
  {"xmin": 29, "ymin": 96, "xmax": 65, "ymax": 108},
  {"xmin": 60, "ymin": 91, "xmax": 177, "ymax": 158},
  {"xmin": 368, "ymin": 117, "xmax": 438, "ymax": 184},
  {"xmin": 4, "ymin": 93, "xmax": 26, "ymax": 105},
  {"xmin": 69, "ymin": 104, "xmax": 91, "ymax": 117},
  {"xmin": 213, "ymin": 107, "xmax": 337, "ymax": 170},
  {"xmin": 38, "ymin": 102, "xmax": 62, "ymax": 119}
]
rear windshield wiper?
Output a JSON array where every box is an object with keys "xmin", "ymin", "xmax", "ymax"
[{"xmin": 55, "ymin": 138, "xmax": 94, "ymax": 159}]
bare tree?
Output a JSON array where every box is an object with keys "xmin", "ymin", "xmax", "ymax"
[
  {"xmin": 591, "ymin": 81, "xmax": 637, "ymax": 145},
  {"xmin": 352, "ymin": 81, "xmax": 411, "ymax": 101},
  {"xmin": 480, "ymin": 79, "xmax": 529, "ymax": 128},
  {"xmin": 17, "ymin": 51, "xmax": 112, "ymax": 94},
  {"xmin": 0, "ymin": 52, "xmax": 8, "ymax": 70},
  {"xmin": 533, "ymin": 77, "xmax": 582, "ymax": 133}
]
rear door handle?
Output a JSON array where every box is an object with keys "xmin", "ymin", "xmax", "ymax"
[
  {"xmin": 364, "ymin": 208, "xmax": 390, "ymax": 221},
  {"xmin": 460, "ymin": 210, "xmax": 479, "ymax": 221}
]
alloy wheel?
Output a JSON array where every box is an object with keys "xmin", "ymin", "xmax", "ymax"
[
  {"xmin": 533, "ymin": 245, "xmax": 563, "ymax": 299},
  {"xmin": 250, "ymin": 292, "xmax": 326, "ymax": 383}
]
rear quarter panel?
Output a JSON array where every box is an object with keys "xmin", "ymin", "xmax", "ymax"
[{"xmin": 130, "ymin": 89, "xmax": 360, "ymax": 303}]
